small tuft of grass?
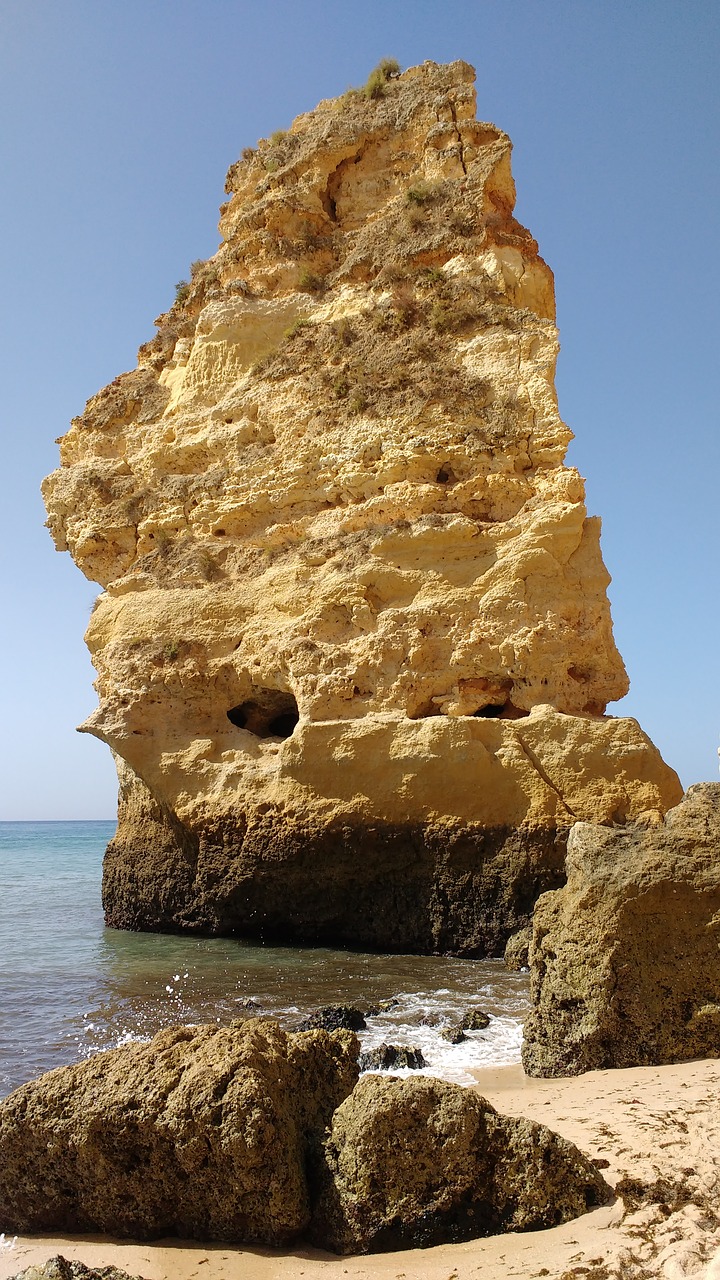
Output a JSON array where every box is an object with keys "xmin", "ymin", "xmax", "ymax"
[
  {"xmin": 285, "ymin": 317, "xmax": 311, "ymax": 339},
  {"xmin": 269, "ymin": 129, "xmax": 288, "ymax": 145},
  {"xmin": 331, "ymin": 316, "xmax": 355, "ymax": 346},
  {"xmin": 364, "ymin": 57, "xmax": 401, "ymax": 100},
  {"xmin": 406, "ymin": 181, "xmax": 434, "ymax": 206},
  {"xmin": 298, "ymin": 268, "xmax": 327, "ymax": 294},
  {"xmin": 241, "ymin": 146, "xmax": 256, "ymax": 161}
]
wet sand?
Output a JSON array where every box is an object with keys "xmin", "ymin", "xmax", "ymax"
[{"xmin": 3, "ymin": 1058, "xmax": 720, "ymax": 1280}]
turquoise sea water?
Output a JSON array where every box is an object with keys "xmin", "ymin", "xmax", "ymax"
[{"xmin": 0, "ymin": 821, "xmax": 529, "ymax": 1098}]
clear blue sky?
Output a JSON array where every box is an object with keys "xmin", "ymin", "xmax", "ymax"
[{"xmin": 1, "ymin": 0, "xmax": 718, "ymax": 819}]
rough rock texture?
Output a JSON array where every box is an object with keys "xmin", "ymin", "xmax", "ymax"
[
  {"xmin": 358, "ymin": 1044, "xmax": 427, "ymax": 1071},
  {"xmin": 522, "ymin": 784, "xmax": 720, "ymax": 1077},
  {"xmin": 42, "ymin": 59, "xmax": 681, "ymax": 950},
  {"xmin": 504, "ymin": 924, "xmax": 531, "ymax": 969},
  {"xmin": 309, "ymin": 1074, "xmax": 611, "ymax": 1253},
  {"xmin": 8, "ymin": 1261, "xmax": 146, "ymax": 1280},
  {"xmin": 0, "ymin": 1020, "xmax": 358, "ymax": 1243}
]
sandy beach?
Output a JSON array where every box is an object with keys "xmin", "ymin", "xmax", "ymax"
[{"xmin": 3, "ymin": 1057, "xmax": 719, "ymax": 1280}]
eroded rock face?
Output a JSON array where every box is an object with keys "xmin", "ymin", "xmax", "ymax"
[
  {"xmin": 42, "ymin": 60, "xmax": 681, "ymax": 949},
  {"xmin": 309, "ymin": 1074, "xmax": 611, "ymax": 1253},
  {"xmin": 522, "ymin": 784, "xmax": 720, "ymax": 1077},
  {"xmin": 0, "ymin": 1020, "xmax": 358, "ymax": 1243}
]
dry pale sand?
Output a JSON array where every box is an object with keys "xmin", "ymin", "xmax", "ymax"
[{"xmin": 2, "ymin": 1057, "xmax": 720, "ymax": 1280}]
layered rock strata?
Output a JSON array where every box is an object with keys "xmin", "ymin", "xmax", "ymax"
[
  {"xmin": 42, "ymin": 59, "xmax": 681, "ymax": 950},
  {"xmin": 522, "ymin": 784, "xmax": 720, "ymax": 1076}
]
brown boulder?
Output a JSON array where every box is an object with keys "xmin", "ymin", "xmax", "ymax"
[
  {"xmin": 309, "ymin": 1074, "xmax": 610, "ymax": 1253},
  {"xmin": 522, "ymin": 784, "xmax": 720, "ymax": 1076},
  {"xmin": 9, "ymin": 1259, "xmax": 145, "ymax": 1280},
  {"xmin": 0, "ymin": 1019, "xmax": 358, "ymax": 1244},
  {"xmin": 504, "ymin": 925, "xmax": 531, "ymax": 970}
]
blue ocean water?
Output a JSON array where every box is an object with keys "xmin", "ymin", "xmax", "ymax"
[{"xmin": 0, "ymin": 822, "xmax": 529, "ymax": 1098}]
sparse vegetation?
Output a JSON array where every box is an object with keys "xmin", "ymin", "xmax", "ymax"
[
  {"xmin": 364, "ymin": 57, "xmax": 401, "ymax": 100},
  {"xmin": 254, "ymin": 270, "xmax": 504, "ymax": 446},
  {"xmin": 406, "ymin": 181, "xmax": 434, "ymax": 206},
  {"xmin": 174, "ymin": 279, "xmax": 190, "ymax": 305},
  {"xmin": 285, "ymin": 317, "xmax": 311, "ymax": 339},
  {"xmin": 298, "ymin": 268, "xmax": 326, "ymax": 294}
]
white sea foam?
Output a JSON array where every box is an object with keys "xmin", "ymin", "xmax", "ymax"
[{"xmin": 357, "ymin": 988, "xmax": 524, "ymax": 1084}]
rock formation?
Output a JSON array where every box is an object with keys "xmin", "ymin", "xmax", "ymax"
[
  {"xmin": 0, "ymin": 1020, "xmax": 357, "ymax": 1243},
  {"xmin": 0, "ymin": 1021, "xmax": 610, "ymax": 1254},
  {"xmin": 42, "ymin": 59, "xmax": 681, "ymax": 951},
  {"xmin": 522, "ymin": 784, "xmax": 720, "ymax": 1076},
  {"xmin": 8, "ymin": 1261, "xmax": 146, "ymax": 1280},
  {"xmin": 309, "ymin": 1074, "xmax": 611, "ymax": 1253}
]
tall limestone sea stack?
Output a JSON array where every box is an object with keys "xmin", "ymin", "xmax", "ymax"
[{"xmin": 43, "ymin": 60, "xmax": 681, "ymax": 952}]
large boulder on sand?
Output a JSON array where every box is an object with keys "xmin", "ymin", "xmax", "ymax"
[
  {"xmin": 522, "ymin": 784, "xmax": 720, "ymax": 1077},
  {"xmin": 309, "ymin": 1074, "xmax": 610, "ymax": 1253},
  {"xmin": 0, "ymin": 1019, "xmax": 358, "ymax": 1244}
]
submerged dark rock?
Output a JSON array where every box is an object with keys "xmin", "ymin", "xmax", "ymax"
[
  {"xmin": 461, "ymin": 1009, "xmax": 491, "ymax": 1030},
  {"xmin": 440, "ymin": 1026, "xmax": 467, "ymax": 1044},
  {"xmin": 358, "ymin": 1044, "xmax": 427, "ymax": 1071},
  {"xmin": 298, "ymin": 1006, "xmax": 367, "ymax": 1033}
]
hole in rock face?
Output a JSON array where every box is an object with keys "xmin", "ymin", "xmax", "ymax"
[
  {"xmin": 436, "ymin": 465, "xmax": 455, "ymax": 484},
  {"xmin": 472, "ymin": 701, "xmax": 530, "ymax": 720},
  {"xmin": 227, "ymin": 691, "xmax": 300, "ymax": 739}
]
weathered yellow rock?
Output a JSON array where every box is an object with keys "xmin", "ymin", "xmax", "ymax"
[{"xmin": 42, "ymin": 60, "xmax": 681, "ymax": 951}]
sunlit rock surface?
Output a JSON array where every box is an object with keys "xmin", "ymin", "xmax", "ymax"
[{"xmin": 43, "ymin": 60, "xmax": 681, "ymax": 950}]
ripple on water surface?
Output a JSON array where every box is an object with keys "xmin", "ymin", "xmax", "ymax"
[{"xmin": 0, "ymin": 822, "xmax": 529, "ymax": 1096}]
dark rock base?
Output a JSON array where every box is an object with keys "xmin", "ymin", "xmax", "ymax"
[{"xmin": 102, "ymin": 780, "xmax": 568, "ymax": 956}]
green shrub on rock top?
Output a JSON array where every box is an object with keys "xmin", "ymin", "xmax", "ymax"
[{"xmin": 364, "ymin": 58, "xmax": 401, "ymax": 100}]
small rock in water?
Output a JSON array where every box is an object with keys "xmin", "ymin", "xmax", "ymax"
[
  {"xmin": 9, "ymin": 1257, "xmax": 147, "ymax": 1280},
  {"xmin": 358, "ymin": 1044, "xmax": 427, "ymax": 1071},
  {"xmin": 461, "ymin": 1009, "xmax": 491, "ymax": 1031},
  {"xmin": 362, "ymin": 997, "xmax": 400, "ymax": 1016},
  {"xmin": 298, "ymin": 1005, "xmax": 367, "ymax": 1032},
  {"xmin": 418, "ymin": 1011, "xmax": 444, "ymax": 1027},
  {"xmin": 440, "ymin": 1026, "xmax": 467, "ymax": 1044}
]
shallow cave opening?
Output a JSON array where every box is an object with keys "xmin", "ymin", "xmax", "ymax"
[
  {"xmin": 227, "ymin": 690, "xmax": 300, "ymax": 739},
  {"xmin": 473, "ymin": 701, "xmax": 530, "ymax": 721}
]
